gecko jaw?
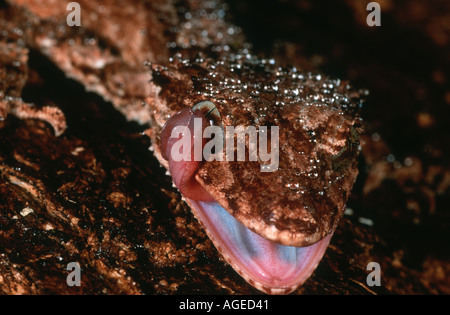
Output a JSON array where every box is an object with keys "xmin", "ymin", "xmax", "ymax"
[
  {"xmin": 160, "ymin": 105, "xmax": 334, "ymax": 294},
  {"xmin": 161, "ymin": 104, "xmax": 332, "ymax": 294},
  {"xmin": 186, "ymin": 198, "xmax": 332, "ymax": 295}
]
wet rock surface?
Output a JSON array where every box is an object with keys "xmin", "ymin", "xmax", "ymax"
[{"xmin": 0, "ymin": 0, "xmax": 449, "ymax": 294}]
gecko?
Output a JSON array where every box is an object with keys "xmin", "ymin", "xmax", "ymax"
[
  {"xmin": 1, "ymin": 0, "xmax": 363, "ymax": 294},
  {"xmin": 144, "ymin": 51, "xmax": 362, "ymax": 294}
]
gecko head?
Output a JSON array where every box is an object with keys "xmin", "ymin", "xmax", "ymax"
[{"xmin": 150, "ymin": 53, "xmax": 363, "ymax": 294}]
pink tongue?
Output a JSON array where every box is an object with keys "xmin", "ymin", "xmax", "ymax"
[
  {"xmin": 161, "ymin": 108, "xmax": 332, "ymax": 293},
  {"xmin": 160, "ymin": 108, "xmax": 213, "ymax": 201}
]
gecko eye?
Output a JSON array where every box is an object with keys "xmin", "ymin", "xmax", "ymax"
[{"xmin": 192, "ymin": 100, "xmax": 221, "ymax": 127}]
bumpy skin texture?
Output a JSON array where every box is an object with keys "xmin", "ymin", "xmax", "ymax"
[{"xmin": 147, "ymin": 53, "xmax": 363, "ymax": 247}]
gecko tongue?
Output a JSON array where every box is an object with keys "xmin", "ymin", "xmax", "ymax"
[
  {"xmin": 161, "ymin": 108, "xmax": 332, "ymax": 294},
  {"xmin": 160, "ymin": 108, "xmax": 214, "ymax": 201}
]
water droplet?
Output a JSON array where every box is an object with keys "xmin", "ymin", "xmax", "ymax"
[
  {"xmin": 404, "ymin": 157, "xmax": 413, "ymax": 166},
  {"xmin": 371, "ymin": 132, "xmax": 380, "ymax": 141},
  {"xmin": 386, "ymin": 154, "xmax": 395, "ymax": 163}
]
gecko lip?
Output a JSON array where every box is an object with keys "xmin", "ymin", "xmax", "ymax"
[{"xmin": 186, "ymin": 198, "xmax": 332, "ymax": 294}]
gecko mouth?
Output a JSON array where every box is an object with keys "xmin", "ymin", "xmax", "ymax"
[
  {"xmin": 187, "ymin": 199, "xmax": 332, "ymax": 294},
  {"xmin": 160, "ymin": 105, "xmax": 332, "ymax": 294}
]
